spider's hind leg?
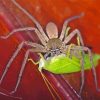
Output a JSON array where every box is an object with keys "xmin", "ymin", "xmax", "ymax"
[
  {"xmin": 72, "ymin": 46, "xmax": 100, "ymax": 95},
  {"xmin": 0, "ymin": 42, "xmax": 25, "ymax": 85},
  {"xmin": 10, "ymin": 46, "xmax": 46, "ymax": 94}
]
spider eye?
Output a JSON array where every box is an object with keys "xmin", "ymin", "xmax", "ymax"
[{"xmin": 47, "ymin": 53, "xmax": 51, "ymax": 58}]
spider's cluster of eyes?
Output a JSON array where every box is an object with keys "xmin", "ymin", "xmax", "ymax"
[{"xmin": 45, "ymin": 48, "xmax": 65, "ymax": 60}]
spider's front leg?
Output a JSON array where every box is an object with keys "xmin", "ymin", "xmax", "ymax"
[
  {"xmin": 60, "ymin": 13, "xmax": 84, "ymax": 41},
  {"xmin": 0, "ymin": 27, "xmax": 47, "ymax": 46},
  {"xmin": 63, "ymin": 29, "xmax": 84, "ymax": 46},
  {"xmin": 11, "ymin": 0, "xmax": 49, "ymax": 42}
]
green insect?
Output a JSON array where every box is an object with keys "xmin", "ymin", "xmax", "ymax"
[
  {"xmin": 0, "ymin": 0, "xmax": 100, "ymax": 99},
  {"xmin": 29, "ymin": 53, "xmax": 100, "ymax": 74}
]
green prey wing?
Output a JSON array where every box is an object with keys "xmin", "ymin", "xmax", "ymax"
[{"xmin": 39, "ymin": 54, "xmax": 100, "ymax": 74}]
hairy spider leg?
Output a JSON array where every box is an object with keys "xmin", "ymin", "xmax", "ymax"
[
  {"xmin": 0, "ymin": 42, "xmax": 24, "ymax": 85},
  {"xmin": 0, "ymin": 27, "xmax": 47, "ymax": 46},
  {"xmin": 59, "ymin": 13, "xmax": 84, "ymax": 41},
  {"xmin": 0, "ymin": 90, "xmax": 22, "ymax": 100},
  {"xmin": 64, "ymin": 28, "xmax": 85, "ymax": 63},
  {"xmin": 65, "ymin": 27, "xmax": 83, "ymax": 58},
  {"xmin": 64, "ymin": 26, "xmax": 82, "ymax": 47},
  {"xmin": 83, "ymin": 47, "xmax": 100, "ymax": 92},
  {"xmin": 0, "ymin": 41, "xmax": 45, "ymax": 92},
  {"xmin": 72, "ymin": 46, "xmax": 100, "ymax": 94},
  {"xmin": 10, "ymin": 47, "xmax": 46, "ymax": 94},
  {"xmin": 64, "ymin": 29, "xmax": 84, "ymax": 46},
  {"xmin": 11, "ymin": 0, "xmax": 49, "ymax": 42},
  {"xmin": 79, "ymin": 52, "xmax": 85, "ymax": 95},
  {"xmin": 73, "ymin": 30, "xmax": 85, "ymax": 95},
  {"xmin": 28, "ymin": 53, "xmax": 61, "ymax": 100}
]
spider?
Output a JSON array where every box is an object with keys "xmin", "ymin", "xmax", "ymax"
[{"xmin": 0, "ymin": 0, "xmax": 99, "ymax": 98}]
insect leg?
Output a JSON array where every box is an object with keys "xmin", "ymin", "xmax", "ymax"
[
  {"xmin": 0, "ymin": 27, "xmax": 46, "ymax": 46},
  {"xmin": 40, "ymin": 72, "xmax": 61, "ymax": 100},
  {"xmin": 29, "ymin": 55, "xmax": 61, "ymax": 100},
  {"xmin": 59, "ymin": 13, "xmax": 84, "ymax": 40},
  {"xmin": 63, "ymin": 29, "xmax": 84, "ymax": 46},
  {"xmin": 28, "ymin": 53, "xmax": 44, "ymax": 65},
  {"xmin": 11, "ymin": 0, "xmax": 49, "ymax": 42},
  {"xmin": 28, "ymin": 59, "xmax": 39, "ymax": 65}
]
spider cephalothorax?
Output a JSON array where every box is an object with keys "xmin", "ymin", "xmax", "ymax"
[
  {"xmin": 46, "ymin": 38, "xmax": 63, "ymax": 57},
  {"xmin": 46, "ymin": 38, "xmax": 63, "ymax": 51}
]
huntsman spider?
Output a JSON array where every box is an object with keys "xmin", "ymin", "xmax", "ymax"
[{"xmin": 0, "ymin": 0, "xmax": 100, "ymax": 98}]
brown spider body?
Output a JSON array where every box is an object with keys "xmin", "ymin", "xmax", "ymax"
[
  {"xmin": 44, "ymin": 38, "xmax": 64, "ymax": 58},
  {"xmin": 46, "ymin": 38, "xmax": 62, "ymax": 50}
]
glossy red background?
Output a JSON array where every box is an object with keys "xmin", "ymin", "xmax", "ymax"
[{"xmin": 0, "ymin": 0, "xmax": 100, "ymax": 100}]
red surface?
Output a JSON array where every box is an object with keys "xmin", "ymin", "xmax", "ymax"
[{"xmin": 0, "ymin": 0, "xmax": 100, "ymax": 100}]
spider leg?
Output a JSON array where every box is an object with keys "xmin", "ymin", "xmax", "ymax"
[
  {"xmin": 0, "ymin": 42, "xmax": 23, "ymax": 85},
  {"xmin": 10, "ymin": 47, "xmax": 46, "ymax": 94},
  {"xmin": 82, "ymin": 47, "xmax": 100, "ymax": 92},
  {"xmin": 63, "ymin": 29, "xmax": 84, "ymax": 46},
  {"xmin": 11, "ymin": 0, "xmax": 49, "ymax": 42},
  {"xmin": 69, "ymin": 46, "xmax": 85, "ymax": 95},
  {"xmin": 59, "ymin": 13, "xmax": 84, "ymax": 40},
  {"xmin": 0, "ymin": 41, "xmax": 45, "ymax": 85},
  {"xmin": 0, "ymin": 27, "xmax": 47, "ymax": 46},
  {"xmin": 79, "ymin": 52, "xmax": 85, "ymax": 95},
  {"xmin": 71, "ymin": 46, "xmax": 100, "ymax": 94}
]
